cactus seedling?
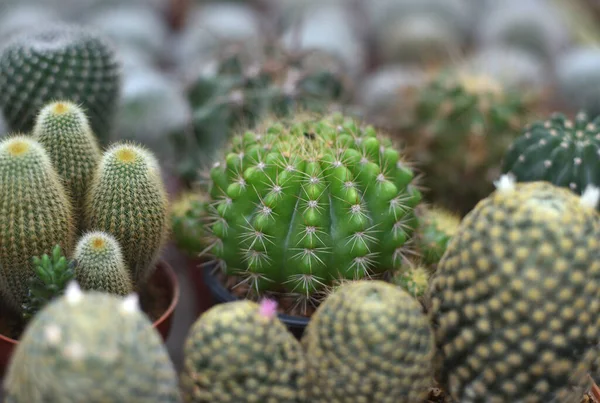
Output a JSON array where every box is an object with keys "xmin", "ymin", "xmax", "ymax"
[
  {"xmin": 392, "ymin": 264, "xmax": 430, "ymax": 298},
  {"xmin": 171, "ymin": 192, "xmax": 208, "ymax": 257},
  {"xmin": 416, "ymin": 206, "xmax": 461, "ymax": 266},
  {"xmin": 180, "ymin": 299, "xmax": 308, "ymax": 402}
]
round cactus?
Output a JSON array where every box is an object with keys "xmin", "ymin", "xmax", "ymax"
[
  {"xmin": 84, "ymin": 143, "xmax": 169, "ymax": 286},
  {"xmin": 416, "ymin": 206, "xmax": 461, "ymax": 265},
  {"xmin": 502, "ymin": 111, "xmax": 600, "ymax": 204},
  {"xmin": 180, "ymin": 299, "xmax": 308, "ymax": 402},
  {"xmin": 32, "ymin": 101, "xmax": 102, "ymax": 226},
  {"xmin": 201, "ymin": 113, "xmax": 422, "ymax": 312},
  {"xmin": 73, "ymin": 231, "xmax": 133, "ymax": 296},
  {"xmin": 392, "ymin": 265, "xmax": 431, "ymax": 298},
  {"xmin": 428, "ymin": 176, "xmax": 600, "ymax": 402},
  {"xmin": 171, "ymin": 192, "xmax": 208, "ymax": 257},
  {"xmin": 3, "ymin": 283, "xmax": 182, "ymax": 402},
  {"xmin": 0, "ymin": 136, "xmax": 74, "ymax": 313},
  {"xmin": 0, "ymin": 24, "xmax": 121, "ymax": 145},
  {"xmin": 302, "ymin": 280, "xmax": 435, "ymax": 402}
]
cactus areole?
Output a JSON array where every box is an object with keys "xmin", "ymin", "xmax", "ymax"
[{"xmin": 203, "ymin": 114, "xmax": 422, "ymax": 312}]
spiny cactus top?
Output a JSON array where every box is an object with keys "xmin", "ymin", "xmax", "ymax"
[
  {"xmin": 416, "ymin": 206, "xmax": 460, "ymax": 266},
  {"xmin": 32, "ymin": 101, "xmax": 102, "ymax": 224},
  {"xmin": 85, "ymin": 143, "xmax": 169, "ymax": 286},
  {"xmin": 203, "ymin": 113, "xmax": 422, "ymax": 310},
  {"xmin": 0, "ymin": 136, "xmax": 74, "ymax": 313},
  {"xmin": 428, "ymin": 176, "xmax": 600, "ymax": 402},
  {"xmin": 180, "ymin": 299, "xmax": 308, "ymax": 403},
  {"xmin": 502, "ymin": 111, "xmax": 600, "ymax": 205},
  {"xmin": 302, "ymin": 280, "xmax": 435, "ymax": 403},
  {"xmin": 171, "ymin": 192, "xmax": 207, "ymax": 257},
  {"xmin": 0, "ymin": 24, "xmax": 121, "ymax": 144},
  {"xmin": 392, "ymin": 264, "xmax": 430, "ymax": 298},
  {"xmin": 3, "ymin": 283, "xmax": 182, "ymax": 403}
]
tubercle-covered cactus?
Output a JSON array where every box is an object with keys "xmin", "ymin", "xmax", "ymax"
[
  {"xmin": 302, "ymin": 280, "xmax": 435, "ymax": 402},
  {"xmin": 502, "ymin": 111, "xmax": 600, "ymax": 205},
  {"xmin": 429, "ymin": 176, "xmax": 600, "ymax": 402},
  {"xmin": 171, "ymin": 192, "xmax": 208, "ymax": 257},
  {"xmin": 85, "ymin": 143, "xmax": 169, "ymax": 286},
  {"xmin": 415, "ymin": 205, "xmax": 461, "ymax": 265},
  {"xmin": 3, "ymin": 283, "xmax": 182, "ymax": 402},
  {"xmin": 180, "ymin": 299, "xmax": 308, "ymax": 402},
  {"xmin": 0, "ymin": 23, "xmax": 121, "ymax": 145},
  {"xmin": 73, "ymin": 231, "xmax": 133, "ymax": 296},
  {"xmin": 202, "ymin": 113, "xmax": 422, "ymax": 312},
  {"xmin": 0, "ymin": 135, "xmax": 74, "ymax": 313},
  {"xmin": 392, "ymin": 264, "xmax": 430, "ymax": 299}
]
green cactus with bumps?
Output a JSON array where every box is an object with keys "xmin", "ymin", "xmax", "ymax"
[
  {"xmin": 0, "ymin": 24, "xmax": 121, "ymax": 145},
  {"xmin": 73, "ymin": 231, "xmax": 133, "ymax": 296},
  {"xmin": 171, "ymin": 192, "xmax": 208, "ymax": 257},
  {"xmin": 403, "ymin": 69, "xmax": 537, "ymax": 215},
  {"xmin": 416, "ymin": 206, "xmax": 460, "ymax": 266},
  {"xmin": 3, "ymin": 284, "xmax": 182, "ymax": 402},
  {"xmin": 85, "ymin": 143, "xmax": 169, "ymax": 286},
  {"xmin": 0, "ymin": 136, "xmax": 74, "ymax": 313},
  {"xmin": 200, "ymin": 113, "xmax": 422, "ymax": 313},
  {"xmin": 302, "ymin": 280, "xmax": 435, "ymax": 402},
  {"xmin": 429, "ymin": 176, "xmax": 600, "ymax": 402},
  {"xmin": 32, "ymin": 101, "xmax": 102, "ymax": 227},
  {"xmin": 502, "ymin": 111, "xmax": 600, "ymax": 207},
  {"xmin": 392, "ymin": 264, "xmax": 430, "ymax": 298},
  {"xmin": 180, "ymin": 299, "xmax": 308, "ymax": 402}
]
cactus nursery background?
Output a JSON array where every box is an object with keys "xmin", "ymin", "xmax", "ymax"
[{"xmin": 3, "ymin": 0, "xmax": 600, "ymax": 402}]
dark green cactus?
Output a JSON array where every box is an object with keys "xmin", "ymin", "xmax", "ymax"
[
  {"xmin": 3, "ymin": 284, "xmax": 182, "ymax": 402},
  {"xmin": 502, "ymin": 111, "xmax": 600, "ymax": 207},
  {"xmin": 429, "ymin": 176, "xmax": 600, "ymax": 402},
  {"xmin": 73, "ymin": 231, "xmax": 133, "ymax": 296},
  {"xmin": 171, "ymin": 192, "xmax": 208, "ymax": 257},
  {"xmin": 180, "ymin": 299, "xmax": 308, "ymax": 402},
  {"xmin": 84, "ymin": 143, "xmax": 169, "ymax": 286},
  {"xmin": 32, "ymin": 101, "xmax": 102, "ymax": 227},
  {"xmin": 302, "ymin": 280, "xmax": 435, "ymax": 402},
  {"xmin": 0, "ymin": 24, "xmax": 121, "ymax": 145},
  {"xmin": 0, "ymin": 136, "xmax": 75, "ymax": 313},
  {"xmin": 200, "ymin": 113, "xmax": 422, "ymax": 313},
  {"xmin": 416, "ymin": 206, "xmax": 460, "ymax": 266}
]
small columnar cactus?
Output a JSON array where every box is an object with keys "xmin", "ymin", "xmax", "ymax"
[
  {"xmin": 429, "ymin": 176, "xmax": 600, "ymax": 402},
  {"xmin": 180, "ymin": 299, "xmax": 308, "ymax": 402},
  {"xmin": 3, "ymin": 283, "xmax": 182, "ymax": 402},
  {"xmin": 302, "ymin": 280, "xmax": 435, "ymax": 402},
  {"xmin": 85, "ymin": 143, "xmax": 169, "ymax": 286},
  {"xmin": 0, "ymin": 24, "xmax": 121, "ymax": 144},
  {"xmin": 73, "ymin": 231, "xmax": 133, "ymax": 296},
  {"xmin": 0, "ymin": 136, "xmax": 74, "ymax": 313},
  {"xmin": 416, "ymin": 206, "xmax": 461, "ymax": 265},
  {"xmin": 32, "ymin": 101, "xmax": 102, "ymax": 226},
  {"xmin": 201, "ymin": 113, "xmax": 422, "ymax": 311},
  {"xmin": 502, "ymin": 111, "xmax": 600, "ymax": 204}
]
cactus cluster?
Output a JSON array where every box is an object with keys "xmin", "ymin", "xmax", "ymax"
[
  {"xmin": 200, "ymin": 113, "xmax": 422, "ymax": 313},
  {"xmin": 429, "ymin": 176, "xmax": 600, "ymax": 402},
  {"xmin": 502, "ymin": 111, "xmax": 600, "ymax": 207},
  {"xmin": 180, "ymin": 299, "xmax": 307, "ymax": 402}
]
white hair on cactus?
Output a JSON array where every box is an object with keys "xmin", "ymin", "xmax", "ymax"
[
  {"xmin": 580, "ymin": 185, "xmax": 600, "ymax": 209},
  {"xmin": 120, "ymin": 293, "xmax": 140, "ymax": 314},
  {"xmin": 494, "ymin": 174, "xmax": 516, "ymax": 192},
  {"xmin": 65, "ymin": 281, "xmax": 83, "ymax": 305}
]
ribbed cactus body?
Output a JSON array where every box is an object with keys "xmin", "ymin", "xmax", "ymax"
[
  {"xmin": 0, "ymin": 136, "xmax": 74, "ymax": 312},
  {"xmin": 3, "ymin": 286, "xmax": 182, "ymax": 402},
  {"xmin": 180, "ymin": 300, "xmax": 308, "ymax": 402},
  {"xmin": 0, "ymin": 24, "xmax": 121, "ymax": 144},
  {"xmin": 73, "ymin": 232, "xmax": 133, "ymax": 296},
  {"xmin": 302, "ymin": 280, "xmax": 435, "ymax": 402},
  {"xmin": 32, "ymin": 101, "xmax": 102, "ymax": 227},
  {"xmin": 85, "ymin": 143, "xmax": 169, "ymax": 286},
  {"xmin": 204, "ymin": 114, "xmax": 421, "ymax": 304},
  {"xmin": 502, "ymin": 112, "xmax": 600, "ymax": 205},
  {"xmin": 416, "ymin": 206, "xmax": 460, "ymax": 265},
  {"xmin": 429, "ymin": 178, "xmax": 600, "ymax": 402}
]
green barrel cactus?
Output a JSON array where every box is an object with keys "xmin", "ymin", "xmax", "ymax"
[
  {"xmin": 171, "ymin": 192, "xmax": 208, "ymax": 257},
  {"xmin": 0, "ymin": 136, "xmax": 74, "ymax": 313},
  {"xmin": 201, "ymin": 113, "xmax": 422, "ymax": 312},
  {"xmin": 416, "ymin": 206, "xmax": 461, "ymax": 266},
  {"xmin": 180, "ymin": 299, "xmax": 308, "ymax": 402},
  {"xmin": 404, "ymin": 68, "xmax": 536, "ymax": 215},
  {"xmin": 0, "ymin": 24, "xmax": 121, "ymax": 145},
  {"xmin": 502, "ymin": 111, "xmax": 600, "ymax": 203},
  {"xmin": 85, "ymin": 143, "xmax": 169, "ymax": 286},
  {"xmin": 32, "ymin": 101, "xmax": 102, "ymax": 226},
  {"xmin": 302, "ymin": 280, "xmax": 435, "ymax": 402},
  {"xmin": 3, "ymin": 283, "xmax": 182, "ymax": 402},
  {"xmin": 73, "ymin": 231, "xmax": 133, "ymax": 296},
  {"xmin": 392, "ymin": 265, "xmax": 431, "ymax": 299},
  {"xmin": 428, "ymin": 176, "xmax": 600, "ymax": 402}
]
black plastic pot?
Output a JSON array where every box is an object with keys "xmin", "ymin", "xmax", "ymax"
[{"xmin": 203, "ymin": 265, "xmax": 309, "ymax": 340}]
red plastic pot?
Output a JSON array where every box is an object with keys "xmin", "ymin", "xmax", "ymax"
[{"xmin": 0, "ymin": 259, "xmax": 179, "ymax": 377}]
